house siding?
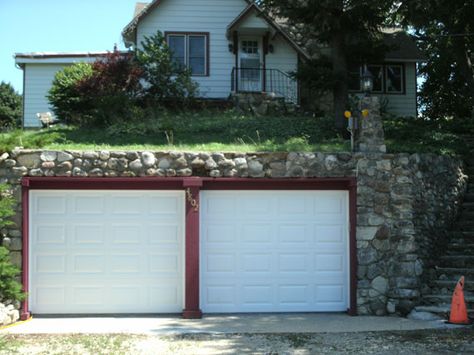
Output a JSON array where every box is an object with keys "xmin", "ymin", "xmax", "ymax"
[
  {"xmin": 136, "ymin": 0, "xmax": 300, "ymax": 100},
  {"xmin": 137, "ymin": 0, "xmax": 249, "ymax": 99},
  {"xmin": 23, "ymin": 64, "xmax": 69, "ymax": 128},
  {"xmin": 379, "ymin": 62, "xmax": 417, "ymax": 117},
  {"xmin": 264, "ymin": 36, "xmax": 298, "ymax": 100}
]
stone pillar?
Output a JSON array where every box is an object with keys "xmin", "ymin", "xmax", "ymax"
[{"xmin": 356, "ymin": 96, "xmax": 387, "ymax": 153}]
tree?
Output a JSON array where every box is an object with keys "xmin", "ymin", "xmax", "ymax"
[
  {"xmin": 261, "ymin": 0, "xmax": 394, "ymax": 129},
  {"xmin": 47, "ymin": 63, "xmax": 94, "ymax": 124},
  {"xmin": 399, "ymin": 1, "xmax": 474, "ymax": 119},
  {"xmin": 0, "ymin": 82, "xmax": 22, "ymax": 129},
  {"xmin": 135, "ymin": 31, "xmax": 198, "ymax": 106},
  {"xmin": 75, "ymin": 50, "xmax": 143, "ymax": 125}
]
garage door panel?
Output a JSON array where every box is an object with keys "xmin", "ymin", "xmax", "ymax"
[
  {"xmin": 73, "ymin": 196, "xmax": 105, "ymax": 214},
  {"xmin": 30, "ymin": 190, "xmax": 184, "ymax": 314},
  {"xmin": 315, "ymin": 285, "xmax": 345, "ymax": 303},
  {"xmin": 148, "ymin": 224, "xmax": 181, "ymax": 244},
  {"xmin": 242, "ymin": 285, "xmax": 274, "ymax": 305},
  {"xmin": 73, "ymin": 254, "xmax": 105, "ymax": 273},
  {"xmin": 241, "ymin": 224, "xmax": 272, "ymax": 243},
  {"xmin": 201, "ymin": 190, "xmax": 349, "ymax": 313},
  {"xmin": 72, "ymin": 287, "xmax": 105, "ymax": 305},
  {"xmin": 315, "ymin": 254, "xmax": 345, "ymax": 272},
  {"xmin": 206, "ymin": 253, "xmax": 236, "ymax": 272},
  {"xmin": 278, "ymin": 224, "xmax": 308, "ymax": 243},
  {"xmin": 315, "ymin": 225, "xmax": 345, "ymax": 243},
  {"xmin": 205, "ymin": 224, "xmax": 235, "ymax": 243},
  {"xmin": 34, "ymin": 224, "xmax": 66, "ymax": 245},
  {"xmin": 241, "ymin": 253, "xmax": 272, "ymax": 272},
  {"xmin": 35, "ymin": 254, "xmax": 66, "ymax": 273},
  {"xmin": 73, "ymin": 224, "xmax": 105, "ymax": 245},
  {"xmin": 34, "ymin": 195, "xmax": 66, "ymax": 215}
]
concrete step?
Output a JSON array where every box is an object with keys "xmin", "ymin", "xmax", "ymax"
[
  {"xmin": 458, "ymin": 211, "xmax": 474, "ymax": 220},
  {"xmin": 415, "ymin": 304, "xmax": 474, "ymax": 318},
  {"xmin": 458, "ymin": 220, "xmax": 474, "ymax": 227},
  {"xmin": 449, "ymin": 231, "xmax": 474, "ymax": 239},
  {"xmin": 423, "ymin": 294, "xmax": 474, "ymax": 308},
  {"xmin": 439, "ymin": 255, "xmax": 474, "ymax": 268},
  {"xmin": 465, "ymin": 193, "xmax": 474, "ymax": 202},
  {"xmin": 446, "ymin": 243, "xmax": 474, "ymax": 254},
  {"xmin": 431, "ymin": 280, "xmax": 474, "ymax": 292},
  {"xmin": 457, "ymin": 225, "xmax": 474, "ymax": 232},
  {"xmin": 435, "ymin": 267, "xmax": 474, "ymax": 278},
  {"xmin": 462, "ymin": 202, "xmax": 474, "ymax": 210}
]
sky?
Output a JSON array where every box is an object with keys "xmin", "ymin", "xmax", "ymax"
[{"xmin": 0, "ymin": 0, "xmax": 140, "ymax": 93}]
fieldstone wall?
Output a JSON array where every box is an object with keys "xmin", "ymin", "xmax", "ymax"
[
  {"xmin": 0, "ymin": 149, "xmax": 466, "ymax": 316},
  {"xmin": 0, "ymin": 302, "xmax": 19, "ymax": 326}
]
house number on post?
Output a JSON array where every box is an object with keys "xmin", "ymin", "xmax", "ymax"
[{"xmin": 186, "ymin": 188, "xmax": 199, "ymax": 212}]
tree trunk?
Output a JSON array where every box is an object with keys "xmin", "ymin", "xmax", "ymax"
[
  {"xmin": 331, "ymin": 32, "xmax": 348, "ymax": 131},
  {"xmin": 452, "ymin": 35, "xmax": 474, "ymax": 117}
]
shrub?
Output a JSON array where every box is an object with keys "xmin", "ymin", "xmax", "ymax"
[
  {"xmin": 47, "ymin": 63, "xmax": 94, "ymax": 124},
  {"xmin": 136, "ymin": 31, "xmax": 199, "ymax": 106},
  {"xmin": 75, "ymin": 50, "xmax": 143, "ymax": 126},
  {"xmin": 47, "ymin": 35, "xmax": 199, "ymax": 127},
  {"xmin": 0, "ymin": 184, "xmax": 24, "ymax": 304},
  {"xmin": 0, "ymin": 82, "xmax": 22, "ymax": 130}
]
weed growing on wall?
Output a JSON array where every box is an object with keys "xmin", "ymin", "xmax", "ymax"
[{"xmin": 0, "ymin": 184, "xmax": 24, "ymax": 304}]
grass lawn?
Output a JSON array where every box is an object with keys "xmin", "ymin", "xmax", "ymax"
[
  {"xmin": 0, "ymin": 110, "xmax": 469, "ymax": 155},
  {"xmin": 0, "ymin": 111, "xmax": 349, "ymax": 153}
]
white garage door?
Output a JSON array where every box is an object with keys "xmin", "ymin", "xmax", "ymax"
[
  {"xmin": 200, "ymin": 190, "xmax": 349, "ymax": 313},
  {"xmin": 29, "ymin": 190, "xmax": 184, "ymax": 314}
]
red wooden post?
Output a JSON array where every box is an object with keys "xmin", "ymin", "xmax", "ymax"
[
  {"xmin": 20, "ymin": 178, "xmax": 31, "ymax": 320},
  {"xmin": 348, "ymin": 178, "xmax": 358, "ymax": 316},
  {"xmin": 182, "ymin": 178, "xmax": 203, "ymax": 319}
]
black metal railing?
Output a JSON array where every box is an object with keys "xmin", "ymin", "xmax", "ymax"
[{"xmin": 231, "ymin": 67, "xmax": 298, "ymax": 104}]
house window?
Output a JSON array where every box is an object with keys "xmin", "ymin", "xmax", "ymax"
[
  {"xmin": 368, "ymin": 65, "xmax": 383, "ymax": 93},
  {"xmin": 242, "ymin": 40, "xmax": 259, "ymax": 54},
  {"xmin": 349, "ymin": 63, "xmax": 404, "ymax": 94},
  {"xmin": 166, "ymin": 32, "xmax": 209, "ymax": 76},
  {"xmin": 385, "ymin": 64, "xmax": 403, "ymax": 93}
]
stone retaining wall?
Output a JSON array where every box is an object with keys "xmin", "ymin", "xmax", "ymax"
[{"xmin": 0, "ymin": 149, "xmax": 466, "ymax": 316}]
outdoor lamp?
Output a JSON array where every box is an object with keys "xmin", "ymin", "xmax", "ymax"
[{"xmin": 361, "ymin": 66, "xmax": 373, "ymax": 95}]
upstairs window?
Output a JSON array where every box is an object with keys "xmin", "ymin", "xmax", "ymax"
[
  {"xmin": 348, "ymin": 63, "xmax": 405, "ymax": 94},
  {"xmin": 385, "ymin": 64, "xmax": 403, "ymax": 93},
  {"xmin": 166, "ymin": 32, "xmax": 209, "ymax": 76}
]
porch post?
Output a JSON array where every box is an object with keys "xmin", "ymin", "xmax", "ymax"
[
  {"xmin": 233, "ymin": 31, "xmax": 239, "ymax": 93},
  {"xmin": 263, "ymin": 32, "xmax": 269, "ymax": 92},
  {"xmin": 182, "ymin": 177, "xmax": 203, "ymax": 319}
]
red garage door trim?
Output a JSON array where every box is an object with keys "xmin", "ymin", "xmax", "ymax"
[{"xmin": 20, "ymin": 176, "xmax": 357, "ymax": 320}]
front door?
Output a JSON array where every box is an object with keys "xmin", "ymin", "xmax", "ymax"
[{"xmin": 239, "ymin": 38, "xmax": 263, "ymax": 92}]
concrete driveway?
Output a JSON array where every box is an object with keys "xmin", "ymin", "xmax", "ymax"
[{"xmin": 1, "ymin": 313, "xmax": 460, "ymax": 335}]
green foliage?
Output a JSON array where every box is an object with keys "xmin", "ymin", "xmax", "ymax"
[
  {"xmin": 0, "ymin": 184, "xmax": 24, "ymax": 303},
  {"xmin": 399, "ymin": 0, "xmax": 474, "ymax": 119},
  {"xmin": 384, "ymin": 115, "xmax": 469, "ymax": 156},
  {"xmin": 261, "ymin": 0, "xmax": 395, "ymax": 127},
  {"xmin": 47, "ymin": 63, "xmax": 94, "ymax": 124},
  {"xmin": 47, "ymin": 32, "xmax": 199, "ymax": 127},
  {"xmin": 135, "ymin": 31, "xmax": 198, "ymax": 106},
  {"xmin": 0, "ymin": 246, "xmax": 25, "ymax": 303},
  {"xmin": 0, "ymin": 82, "xmax": 22, "ymax": 130},
  {"xmin": 0, "ymin": 110, "xmax": 347, "ymax": 152},
  {"xmin": 0, "ymin": 130, "xmax": 62, "ymax": 153},
  {"xmin": 0, "ymin": 184, "xmax": 15, "ymax": 229}
]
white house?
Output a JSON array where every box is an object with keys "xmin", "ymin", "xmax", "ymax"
[{"xmin": 15, "ymin": 0, "xmax": 425, "ymax": 128}]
